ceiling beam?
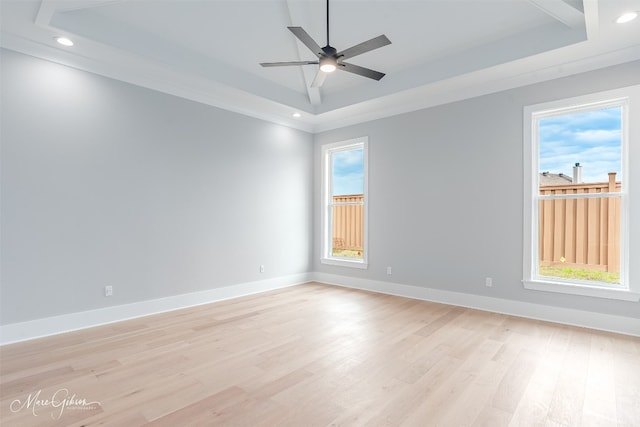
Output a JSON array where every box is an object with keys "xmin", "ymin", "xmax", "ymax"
[
  {"xmin": 285, "ymin": 0, "xmax": 321, "ymax": 106},
  {"xmin": 582, "ymin": 0, "xmax": 599, "ymax": 40},
  {"xmin": 35, "ymin": 1, "xmax": 57, "ymax": 27},
  {"xmin": 527, "ymin": 0, "xmax": 585, "ymax": 29}
]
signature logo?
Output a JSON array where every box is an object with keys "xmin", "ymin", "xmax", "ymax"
[{"xmin": 10, "ymin": 388, "xmax": 101, "ymax": 420}]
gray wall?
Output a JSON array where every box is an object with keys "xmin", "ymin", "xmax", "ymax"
[
  {"xmin": 1, "ymin": 49, "xmax": 313, "ymax": 324},
  {"xmin": 313, "ymin": 61, "xmax": 640, "ymax": 319},
  {"xmin": 2, "ymin": 47, "xmax": 638, "ymax": 327}
]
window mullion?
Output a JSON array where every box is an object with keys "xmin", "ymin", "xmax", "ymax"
[{"xmin": 538, "ymin": 192, "xmax": 623, "ymax": 200}]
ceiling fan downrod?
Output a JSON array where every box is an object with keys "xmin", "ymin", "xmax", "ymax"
[{"xmin": 326, "ymin": 0, "xmax": 330, "ymax": 47}]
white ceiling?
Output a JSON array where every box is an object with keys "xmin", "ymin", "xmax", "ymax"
[{"xmin": 1, "ymin": 0, "xmax": 640, "ymax": 132}]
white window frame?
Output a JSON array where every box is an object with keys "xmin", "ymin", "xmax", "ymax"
[
  {"xmin": 523, "ymin": 86, "xmax": 639, "ymax": 301},
  {"xmin": 321, "ymin": 137, "xmax": 368, "ymax": 269}
]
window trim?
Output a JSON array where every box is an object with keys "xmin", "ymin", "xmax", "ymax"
[
  {"xmin": 321, "ymin": 137, "xmax": 369, "ymax": 269},
  {"xmin": 523, "ymin": 86, "xmax": 639, "ymax": 302}
]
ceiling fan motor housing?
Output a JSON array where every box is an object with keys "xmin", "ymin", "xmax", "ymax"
[{"xmin": 322, "ymin": 46, "xmax": 338, "ymax": 57}]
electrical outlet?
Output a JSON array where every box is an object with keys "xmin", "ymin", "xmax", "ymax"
[
  {"xmin": 260, "ymin": 265, "xmax": 265, "ymax": 273},
  {"xmin": 387, "ymin": 266, "xmax": 392, "ymax": 275},
  {"xmin": 105, "ymin": 285, "xmax": 113, "ymax": 297},
  {"xmin": 485, "ymin": 277, "xmax": 493, "ymax": 287}
]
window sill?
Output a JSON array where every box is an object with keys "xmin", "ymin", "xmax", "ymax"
[
  {"xmin": 321, "ymin": 258, "xmax": 368, "ymax": 269},
  {"xmin": 523, "ymin": 279, "xmax": 639, "ymax": 302}
]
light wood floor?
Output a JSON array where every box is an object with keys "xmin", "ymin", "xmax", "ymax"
[{"xmin": 1, "ymin": 282, "xmax": 639, "ymax": 426}]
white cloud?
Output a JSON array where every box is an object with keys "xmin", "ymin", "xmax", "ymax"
[{"xmin": 573, "ymin": 129, "xmax": 621, "ymax": 143}]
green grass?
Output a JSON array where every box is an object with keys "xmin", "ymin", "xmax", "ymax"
[
  {"xmin": 332, "ymin": 249, "xmax": 364, "ymax": 259},
  {"xmin": 539, "ymin": 265, "xmax": 620, "ymax": 284}
]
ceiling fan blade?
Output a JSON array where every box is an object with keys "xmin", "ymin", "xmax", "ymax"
[
  {"xmin": 337, "ymin": 35, "xmax": 391, "ymax": 60},
  {"xmin": 260, "ymin": 61, "xmax": 319, "ymax": 67},
  {"xmin": 311, "ymin": 69, "xmax": 328, "ymax": 88},
  {"xmin": 288, "ymin": 27, "xmax": 324, "ymax": 57},
  {"xmin": 339, "ymin": 62, "xmax": 386, "ymax": 81}
]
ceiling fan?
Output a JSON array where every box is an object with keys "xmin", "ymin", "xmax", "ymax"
[{"xmin": 260, "ymin": 0, "xmax": 391, "ymax": 88}]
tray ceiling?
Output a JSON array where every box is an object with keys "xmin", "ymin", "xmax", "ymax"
[{"xmin": 2, "ymin": 0, "xmax": 640, "ymax": 132}]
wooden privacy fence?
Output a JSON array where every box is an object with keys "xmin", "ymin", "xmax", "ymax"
[
  {"xmin": 539, "ymin": 173, "xmax": 621, "ymax": 273},
  {"xmin": 332, "ymin": 195, "xmax": 364, "ymax": 251}
]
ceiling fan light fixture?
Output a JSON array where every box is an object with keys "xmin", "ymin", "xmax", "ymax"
[{"xmin": 319, "ymin": 57, "xmax": 337, "ymax": 73}]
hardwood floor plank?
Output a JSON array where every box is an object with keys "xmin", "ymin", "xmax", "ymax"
[
  {"xmin": 491, "ymin": 348, "xmax": 539, "ymax": 413},
  {"xmin": 614, "ymin": 357, "xmax": 640, "ymax": 427},
  {"xmin": 145, "ymin": 386, "xmax": 249, "ymax": 426},
  {"xmin": 508, "ymin": 332, "xmax": 564, "ymax": 426},
  {"xmin": 547, "ymin": 329, "xmax": 591, "ymax": 426},
  {"xmin": 473, "ymin": 406, "xmax": 513, "ymax": 427},
  {"xmin": 583, "ymin": 334, "xmax": 618, "ymax": 425}
]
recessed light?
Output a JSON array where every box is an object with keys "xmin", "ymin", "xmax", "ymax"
[
  {"xmin": 54, "ymin": 36, "xmax": 74, "ymax": 47},
  {"xmin": 616, "ymin": 11, "xmax": 638, "ymax": 24},
  {"xmin": 292, "ymin": 112, "xmax": 301, "ymax": 118}
]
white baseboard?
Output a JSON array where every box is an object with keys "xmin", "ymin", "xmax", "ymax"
[
  {"xmin": 3, "ymin": 272, "xmax": 638, "ymax": 345},
  {"xmin": 0, "ymin": 273, "xmax": 311, "ymax": 345},
  {"xmin": 312, "ymin": 272, "xmax": 640, "ymax": 337}
]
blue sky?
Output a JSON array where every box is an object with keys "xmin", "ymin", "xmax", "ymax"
[
  {"xmin": 332, "ymin": 148, "xmax": 364, "ymax": 196},
  {"xmin": 539, "ymin": 106, "xmax": 622, "ymax": 183}
]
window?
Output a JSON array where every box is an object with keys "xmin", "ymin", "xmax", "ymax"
[
  {"xmin": 523, "ymin": 86, "xmax": 639, "ymax": 301},
  {"xmin": 321, "ymin": 137, "xmax": 368, "ymax": 268}
]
